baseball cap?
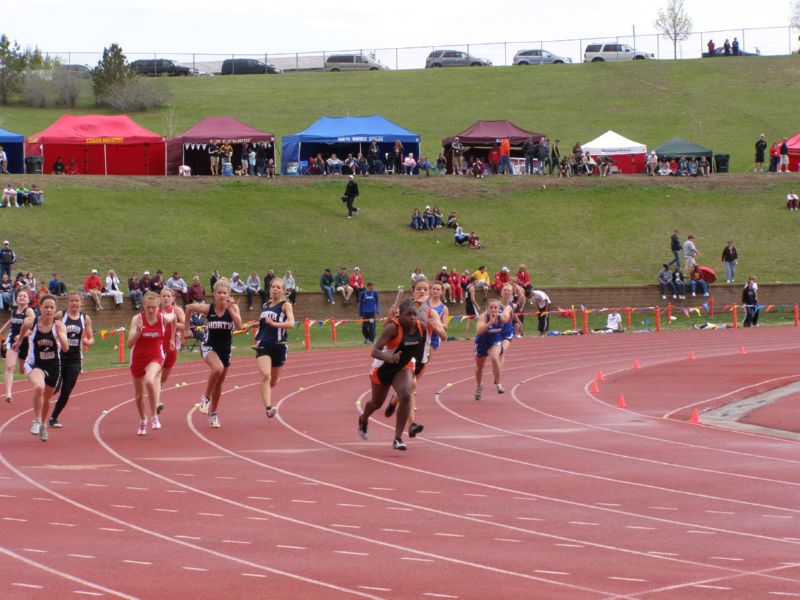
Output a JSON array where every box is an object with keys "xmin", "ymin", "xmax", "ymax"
[
  {"xmin": 442, "ymin": 265, "xmax": 447, "ymax": 270},
  {"xmin": 91, "ymin": 268, "xmax": 97, "ymax": 273},
  {"xmin": 143, "ymin": 270, "xmax": 150, "ymax": 275},
  {"xmin": 2, "ymin": 240, "xmax": 8, "ymax": 245},
  {"xmin": 501, "ymin": 266, "xmax": 509, "ymax": 273},
  {"xmin": 348, "ymin": 175, "xmax": 354, "ymax": 180}
]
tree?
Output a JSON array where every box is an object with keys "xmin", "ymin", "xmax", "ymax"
[
  {"xmin": 92, "ymin": 43, "xmax": 134, "ymax": 104},
  {"xmin": 0, "ymin": 34, "xmax": 25, "ymax": 104},
  {"xmin": 655, "ymin": 0, "xmax": 693, "ymax": 60}
]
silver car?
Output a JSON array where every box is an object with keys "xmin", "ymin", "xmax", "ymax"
[
  {"xmin": 513, "ymin": 49, "xmax": 572, "ymax": 65},
  {"xmin": 325, "ymin": 54, "xmax": 388, "ymax": 72},
  {"xmin": 425, "ymin": 50, "xmax": 492, "ymax": 68}
]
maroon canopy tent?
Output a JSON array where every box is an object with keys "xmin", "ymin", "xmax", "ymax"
[
  {"xmin": 441, "ymin": 120, "xmax": 545, "ymax": 174},
  {"xmin": 167, "ymin": 116, "xmax": 275, "ymax": 175}
]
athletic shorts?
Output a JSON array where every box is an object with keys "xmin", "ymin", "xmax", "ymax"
[
  {"xmin": 8, "ymin": 336, "xmax": 29, "ymax": 360},
  {"xmin": 25, "ymin": 361, "xmax": 61, "ymax": 389},
  {"xmin": 474, "ymin": 339, "xmax": 501, "ymax": 358},
  {"xmin": 256, "ymin": 343, "xmax": 287, "ymax": 367},
  {"xmin": 414, "ymin": 360, "xmax": 427, "ymax": 378},
  {"xmin": 371, "ymin": 361, "xmax": 413, "ymax": 387},
  {"xmin": 465, "ymin": 303, "xmax": 478, "ymax": 317},
  {"xmin": 130, "ymin": 355, "xmax": 164, "ymax": 379},
  {"xmin": 163, "ymin": 349, "xmax": 178, "ymax": 370},
  {"xmin": 201, "ymin": 344, "xmax": 231, "ymax": 368}
]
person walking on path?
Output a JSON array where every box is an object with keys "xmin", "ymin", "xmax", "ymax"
[
  {"xmin": 343, "ymin": 175, "xmax": 359, "ymax": 218},
  {"xmin": 668, "ymin": 229, "xmax": 681, "ymax": 269},
  {"xmin": 721, "ymin": 240, "xmax": 739, "ymax": 283},
  {"xmin": 682, "ymin": 235, "xmax": 701, "ymax": 271},
  {"xmin": 742, "ymin": 276, "xmax": 759, "ymax": 327}
]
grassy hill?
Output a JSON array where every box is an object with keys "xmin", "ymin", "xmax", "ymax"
[{"xmin": 4, "ymin": 56, "xmax": 800, "ymax": 171}]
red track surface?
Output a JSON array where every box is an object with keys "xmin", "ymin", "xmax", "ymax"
[{"xmin": 1, "ymin": 328, "xmax": 800, "ymax": 599}]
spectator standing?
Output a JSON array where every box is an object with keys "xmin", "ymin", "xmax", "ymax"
[
  {"xmin": 550, "ymin": 139, "xmax": 561, "ymax": 175},
  {"xmin": 166, "ymin": 271, "xmax": 190, "ymax": 305},
  {"xmin": 343, "ymin": 175, "xmax": 359, "ymax": 219},
  {"xmin": 0, "ymin": 145, "xmax": 7, "ymax": 174},
  {"xmin": 779, "ymin": 138, "xmax": 790, "ymax": 173},
  {"xmin": 487, "ymin": 144, "xmax": 501, "ymax": 174},
  {"xmin": 723, "ymin": 39, "xmax": 731, "ymax": 55},
  {"xmin": 349, "ymin": 267, "xmax": 364, "ymax": 300},
  {"xmin": 721, "ymin": 240, "xmax": 738, "ymax": 283},
  {"xmin": 210, "ymin": 269, "xmax": 220, "ymax": 290},
  {"xmin": 754, "ymin": 134, "xmax": 767, "ymax": 172},
  {"xmin": 358, "ymin": 282, "xmax": 380, "ymax": 344},
  {"xmin": 787, "ymin": 191, "xmax": 799, "ymax": 211},
  {"xmin": 188, "ymin": 276, "xmax": 206, "ymax": 303},
  {"xmin": 531, "ymin": 290, "xmax": 551, "ymax": 337},
  {"xmin": 104, "ymin": 269, "xmax": 124, "ymax": 309},
  {"xmin": 451, "ymin": 137, "xmax": 464, "ymax": 175},
  {"xmin": 742, "ymin": 276, "xmax": 759, "ymax": 327},
  {"xmin": 707, "ymin": 39, "xmax": 715, "ymax": 55},
  {"xmin": 208, "ymin": 143, "xmax": 219, "ymax": 176},
  {"xmin": 48, "ymin": 273, "xmax": 67, "ymax": 296},
  {"xmin": 283, "ymin": 270, "xmax": 297, "ymax": 304},
  {"xmin": 523, "ymin": 137, "xmax": 536, "ymax": 175},
  {"xmin": 499, "ymin": 138, "xmax": 512, "ymax": 175},
  {"xmin": 537, "ymin": 139, "xmax": 549, "ymax": 175},
  {"xmin": 658, "ymin": 264, "xmax": 673, "ymax": 299},
  {"xmin": 0, "ymin": 241, "xmax": 16, "ymax": 279},
  {"xmin": 84, "ymin": 268, "xmax": 104, "ymax": 310},
  {"xmin": 320, "ymin": 269, "xmax": 335, "ymax": 304},
  {"xmin": 128, "ymin": 272, "xmax": 144, "ymax": 309},
  {"xmin": 731, "ymin": 37, "xmax": 740, "ymax": 56},
  {"xmin": 769, "ymin": 141, "xmax": 781, "ymax": 172},
  {"xmin": 682, "ymin": 235, "xmax": 701, "ymax": 271}
]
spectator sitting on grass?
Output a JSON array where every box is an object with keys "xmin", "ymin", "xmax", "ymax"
[
  {"xmin": 688, "ymin": 156, "xmax": 699, "ymax": 177},
  {"xmin": 410, "ymin": 208, "xmax": 423, "ymax": 230},
  {"xmin": 470, "ymin": 157, "xmax": 485, "ymax": 178},
  {"xmin": 593, "ymin": 309, "xmax": 625, "ymax": 333},
  {"xmin": 469, "ymin": 232, "xmax": 483, "ymax": 250},
  {"xmin": 52, "ymin": 156, "xmax": 65, "ymax": 174},
  {"xmin": 402, "ymin": 153, "xmax": 417, "ymax": 175},
  {"xmin": 698, "ymin": 156, "xmax": 710, "ymax": 177},
  {"xmin": 658, "ymin": 157, "xmax": 671, "ymax": 176},
  {"xmin": 786, "ymin": 191, "xmax": 798, "ymax": 211},
  {"xmin": 418, "ymin": 155, "xmax": 432, "ymax": 176},
  {"xmin": 647, "ymin": 151, "xmax": 658, "ymax": 176},
  {"xmin": 678, "ymin": 156, "xmax": 689, "ymax": 176},
  {"xmin": 597, "ymin": 156, "xmax": 612, "ymax": 177},
  {"xmin": 447, "ymin": 211, "xmax": 459, "ymax": 229},
  {"xmin": 454, "ymin": 226, "xmax": 469, "ymax": 246},
  {"xmin": 422, "ymin": 206, "xmax": 435, "ymax": 229},
  {"xmin": 432, "ymin": 206, "xmax": 443, "ymax": 228},
  {"xmin": 2, "ymin": 183, "xmax": 16, "ymax": 207}
]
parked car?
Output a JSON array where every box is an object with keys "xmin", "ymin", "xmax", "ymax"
[
  {"xmin": 130, "ymin": 59, "xmax": 194, "ymax": 76},
  {"xmin": 325, "ymin": 54, "xmax": 388, "ymax": 72},
  {"xmin": 220, "ymin": 58, "xmax": 283, "ymax": 75},
  {"xmin": 702, "ymin": 47, "xmax": 761, "ymax": 58},
  {"xmin": 425, "ymin": 50, "xmax": 492, "ymax": 68},
  {"xmin": 584, "ymin": 43, "xmax": 654, "ymax": 62},
  {"xmin": 513, "ymin": 49, "xmax": 572, "ymax": 65},
  {"xmin": 60, "ymin": 64, "xmax": 91, "ymax": 78}
]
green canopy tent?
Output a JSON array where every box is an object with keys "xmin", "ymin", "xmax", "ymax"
[{"xmin": 653, "ymin": 137, "xmax": 713, "ymax": 160}]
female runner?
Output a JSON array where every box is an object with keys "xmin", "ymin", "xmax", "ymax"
[
  {"xmin": 156, "ymin": 287, "xmax": 186, "ymax": 414},
  {"xmin": 0, "ymin": 288, "xmax": 36, "ymax": 403},
  {"xmin": 128, "ymin": 291, "xmax": 179, "ymax": 435},
  {"xmin": 19, "ymin": 295, "xmax": 69, "ymax": 441},
  {"xmin": 245, "ymin": 278, "xmax": 295, "ymax": 419},
  {"xmin": 463, "ymin": 276, "xmax": 479, "ymax": 339},
  {"xmin": 184, "ymin": 278, "xmax": 243, "ymax": 428},
  {"xmin": 473, "ymin": 300, "xmax": 505, "ymax": 401},
  {"xmin": 498, "ymin": 283, "xmax": 519, "ymax": 370},
  {"xmin": 359, "ymin": 300, "xmax": 426, "ymax": 451},
  {"xmin": 49, "ymin": 291, "xmax": 95, "ymax": 428}
]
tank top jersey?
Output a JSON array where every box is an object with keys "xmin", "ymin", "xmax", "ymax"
[
  {"xmin": 132, "ymin": 312, "xmax": 166, "ymax": 362},
  {"xmin": 256, "ymin": 301, "xmax": 287, "ymax": 345},
  {"xmin": 474, "ymin": 314, "xmax": 504, "ymax": 348},
  {"xmin": 60, "ymin": 312, "xmax": 86, "ymax": 363},
  {"xmin": 371, "ymin": 319, "xmax": 427, "ymax": 374},
  {"xmin": 426, "ymin": 300, "xmax": 446, "ymax": 350},
  {"xmin": 161, "ymin": 306, "xmax": 180, "ymax": 352},
  {"xmin": 7, "ymin": 307, "xmax": 29, "ymax": 345},
  {"xmin": 26, "ymin": 320, "xmax": 61, "ymax": 371},
  {"xmin": 203, "ymin": 304, "xmax": 234, "ymax": 354},
  {"xmin": 500, "ymin": 302, "xmax": 516, "ymax": 338},
  {"xmin": 465, "ymin": 285, "xmax": 477, "ymax": 314}
]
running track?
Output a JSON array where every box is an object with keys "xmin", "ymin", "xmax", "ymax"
[{"xmin": 1, "ymin": 328, "xmax": 799, "ymax": 599}]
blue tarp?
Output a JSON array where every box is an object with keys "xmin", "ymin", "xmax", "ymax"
[
  {"xmin": 0, "ymin": 128, "xmax": 25, "ymax": 174},
  {"xmin": 281, "ymin": 116, "xmax": 420, "ymax": 175}
]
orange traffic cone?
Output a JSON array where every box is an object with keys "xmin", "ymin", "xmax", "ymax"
[
  {"xmin": 590, "ymin": 380, "xmax": 599, "ymax": 393},
  {"xmin": 616, "ymin": 394, "xmax": 627, "ymax": 408},
  {"xmin": 739, "ymin": 346, "xmax": 747, "ymax": 355},
  {"xmin": 690, "ymin": 408, "xmax": 700, "ymax": 424},
  {"xmin": 633, "ymin": 359, "xmax": 640, "ymax": 369},
  {"xmin": 597, "ymin": 370, "xmax": 605, "ymax": 381},
  {"xmin": 688, "ymin": 351, "xmax": 696, "ymax": 360}
]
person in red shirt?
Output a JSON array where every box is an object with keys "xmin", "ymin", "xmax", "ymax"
[
  {"xmin": 348, "ymin": 267, "xmax": 364, "ymax": 300},
  {"xmin": 494, "ymin": 266, "xmax": 511, "ymax": 291},
  {"xmin": 449, "ymin": 267, "xmax": 464, "ymax": 303},
  {"xmin": 516, "ymin": 264, "xmax": 532, "ymax": 300},
  {"xmin": 487, "ymin": 144, "xmax": 501, "ymax": 174},
  {"xmin": 83, "ymin": 268, "xmax": 103, "ymax": 311}
]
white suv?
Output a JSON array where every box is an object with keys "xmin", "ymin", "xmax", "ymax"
[{"xmin": 584, "ymin": 43, "xmax": 654, "ymax": 62}]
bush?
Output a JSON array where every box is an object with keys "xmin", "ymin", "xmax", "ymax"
[
  {"xmin": 23, "ymin": 72, "xmax": 49, "ymax": 107},
  {"xmin": 53, "ymin": 67, "xmax": 82, "ymax": 107},
  {"xmin": 104, "ymin": 77, "xmax": 171, "ymax": 111}
]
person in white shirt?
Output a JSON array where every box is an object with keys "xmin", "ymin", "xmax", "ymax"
[
  {"xmin": 104, "ymin": 269, "xmax": 124, "ymax": 309},
  {"xmin": 229, "ymin": 272, "xmax": 247, "ymax": 294},
  {"xmin": 531, "ymin": 290, "xmax": 550, "ymax": 336},
  {"xmin": 682, "ymin": 235, "xmax": 701, "ymax": 271},
  {"xmin": 594, "ymin": 310, "xmax": 624, "ymax": 333},
  {"xmin": 786, "ymin": 191, "xmax": 798, "ymax": 211},
  {"xmin": 166, "ymin": 271, "xmax": 189, "ymax": 305}
]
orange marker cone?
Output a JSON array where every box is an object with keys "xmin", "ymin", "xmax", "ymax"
[
  {"xmin": 590, "ymin": 380, "xmax": 599, "ymax": 393},
  {"xmin": 690, "ymin": 408, "xmax": 700, "ymax": 424},
  {"xmin": 739, "ymin": 346, "xmax": 747, "ymax": 355},
  {"xmin": 616, "ymin": 394, "xmax": 627, "ymax": 408},
  {"xmin": 597, "ymin": 370, "xmax": 605, "ymax": 381},
  {"xmin": 688, "ymin": 351, "xmax": 696, "ymax": 360},
  {"xmin": 633, "ymin": 359, "xmax": 640, "ymax": 369}
]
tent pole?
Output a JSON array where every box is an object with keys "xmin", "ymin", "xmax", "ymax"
[
  {"xmin": 297, "ymin": 142, "xmax": 302, "ymax": 175},
  {"xmin": 163, "ymin": 141, "xmax": 167, "ymax": 176},
  {"xmin": 104, "ymin": 144, "xmax": 108, "ymax": 176}
]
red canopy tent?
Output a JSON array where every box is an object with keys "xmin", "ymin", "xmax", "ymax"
[
  {"xmin": 786, "ymin": 131, "xmax": 800, "ymax": 172},
  {"xmin": 26, "ymin": 115, "xmax": 166, "ymax": 176},
  {"xmin": 167, "ymin": 116, "xmax": 275, "ymax": 175},
  {"xmin": 442, "ymin": 120, "xmax": 545, "ymax": 174}
]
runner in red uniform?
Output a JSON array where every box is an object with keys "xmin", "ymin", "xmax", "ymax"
[
  {"xmin": 156, "ymin": 287, "xmax": 185, "ymax": 414},
  {"xmin": 127, "ymin": 291, "xmax": 178, "ymax": 435}
]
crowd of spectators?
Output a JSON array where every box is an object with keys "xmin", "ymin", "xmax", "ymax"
[
  {"xmin": 2, "ymin": 182, "xmax": 44, "ymax": 207},
  {"xmin": 648, "ymin": 153, "xmax": 711, "ymax": 177}
]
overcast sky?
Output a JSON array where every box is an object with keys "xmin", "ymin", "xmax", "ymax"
[{"xmin": 2, "ymin": 0, "xmax": 795, "ymax": 66}]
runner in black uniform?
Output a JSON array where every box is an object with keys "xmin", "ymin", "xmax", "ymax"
[
  {"xmin": 359, "ymin": 300, "xmax": 426, "ymax": 450},
  {"xmin": 463, "ymin": 277, "xmax": 480, "ymax": 340},
  {"xmin": 0, "ymin": 289, "xmax": 36, "ymax": 403},
  {"xmin": 245, "ymin": 278, "xmax": 295, "ymax": 420},
  {"xmin": 20, "ymin": 296, "xmax": 69, "ymax": 441},
  {"xmin": 184, "ymin": 278, "xmax": 243, "ymax": 428},
  {"xmin": 49, "ymin": 292, "xmax": 94, "ymax": 427}
]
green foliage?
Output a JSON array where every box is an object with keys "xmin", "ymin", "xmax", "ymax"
[
  {"xmin": 91, "ymin": 43, "xmax": 134, "ymax": 104},
  {"xmin": 104, "ymin": 76, "xmax": 171, "ymax": 112},
  {"xmin": 0, "ymin": 33, "xmax": 25, "ymax": 104}
]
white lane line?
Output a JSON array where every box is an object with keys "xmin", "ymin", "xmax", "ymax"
[
  {"xmin": 247, "ymin": 496, "xmax": 271, "ymax": 501},
  {"xmin": 98, "ymin": 527, "xmax": 124, "ymax": 532},
  {"xmin": 175, "ymin": 473, "xmax": 196, "ymax": 477},
  {"xmin": 246, "ymin": 516, "xmax": 269, "ymax": 521},
  {"xmin": 183, "ymin": 566, "xmax": 208, "ymax": 572},
  {"xmin": 290, "ymin": 499, "xmax": 317, "ymax": 504},
  {"xmin": 762, "ymin": 515, "xmax": 794, "ymax": 519},
  {"xmin": 369, "ymin": 487, "xmax": 395, "ymax": 491},
  {"xmin": 569, "ymin": 521, "xmax": 598, "ymax": 526},
  {"xmin": 422, "ymin": 593, "xmax": 458, "ymax": 598},
  {"xmin": 84, "ymin": 483, "xmax": 107, "ymax": 488},
  {"xmin": 241, "ymin": 573, "xmax": 268, "ymax": 578},
  {"xmin": 50, "ymin": 481, "xmax": 69, "ymax": 484},
  {"xmin": 0, "ymin": 493, "xmax": 16, "ymax": 497},
  {"xmin": 769, "ymin": 593, "xmax": 800, "ymax": 597},
  {"xmin": 125, "ymin": 486, "xmax": 148, "ymax": 491},
  {"xmin": 331, "ymin": 524, "xmax": 361, "ymax": 529},
  {"xmin": 122, "ymin": 559, "xmax": 152, "ymax": 565},
  {"xmin": 417, "ymin": 490, "xmax": 441, "ymax": 494},
  {"xmin": 215, "ymin": 476, "xmax": 236, "ymax": 480},
  {"xmin": 49, "ymin": 522, "xmax": 77, "ymax": 527},
  {"xmin": 434, "ymin": 533, "xmax": 464, "ymax": 538},
  {"xmin": 256, "ymin": 479, "xmax": 276, "ymax": 483},
  {"xmin": 23, "ymin": 548, "xmax": 48, "ymax": 553},
  {"xmin": 465, "ymin": 513, "xmax": 492, "ymax": 518},
  {"xmin": 495, "ymin": 538, "xmax": 523, "ymax": 543},
  {"xmin": 32, "ymin": 497, "xmax": 54, "ymax": 501},
  {"xmin": 197, "ymin": 512, "xmax": 223, "ymax": 517},
  {"xmin": 174, "ymin": 535, "xmax": 201, "ymax": 540},
  {"xmin": 512, "ymin": 497, "xmax": 537, "ymax": 501},
  {"xmin": 649, "ymin": 506, "xmax": 678, "ymax": 511},
  {"xmin": 153, "ymin": 508, "xmax": 178, "ymax": 513},
  {"xmin": 555, "ymin": 543, "xmax": 583, "ymax": 548},
  {"xmin": 626, "ymin": 525, "xmax": 656, "ymax": 530},
  {"xmin": 336, "ymin": 503, "xmax": 364, "ymax": 508},
  {"xmin": 12, "ymin": 583, "xmax": 44, "ymax": 589},
  {"xmin": 517, "ymin": 516, "xmax": 543, "ymax": 521},
  {"xmin": 3, "ymin": 517, "xmax": 27, "ymax": 522},
  {"xmin": 647, "ymin": 551, "xmax": 679, "ymax": 556},
  {"xmin": 299, "ymin": 482, "xmax": 319, "ymax": 486},
  {"xmin": 110, "ymin": 504, "xmax": 134, "ymax": 509},
  {"xmin": 710, "ymin": 556, "xmax": 744, "ymax": 562},
  {"xmin": 608, "ymin": 576, "xmax": 648, "ymax": 582},
  {"xmin": 595, "ymin": 502, "xmax": 621, "ymax": 507},
  {"xmin": 463, "ymin": 493, "xmax": 487, "ymax": 497},
  {"xmin": 358, "ymin": 586, "xmax": 392, "ymax": 592},
  {"xmin": 277, "ymin": 545, "xmax": 307, "ymax": 550},
  {"xmin": 687, "ymin": 530, "xmax": 715, "ymax": 535},
  {"xmin": 68, "ymin": 554, "xmax": 96, "ymax": 559},
  {"xmin": 401, "ymin": 557, "xmax": 434, "ymax": 562},
  {"xmin": 691, "ymin": 584, "xmax": 732, "ymax": 590},
  {"xmin": 222, "ymin": 540, "xmax": 251, "ymax": 545},
  {"xmin": 783, "ymin": 538, "xmax": 800, "ymax": 542},
  {"xmin": 335, "ymin": 550, "xmax": 370, "ymax": 556},
  {"xmin": 166, "ymin": 489, "xmax": 186, "ymax": 494},
  {"xmin": 73, "ymin": 591, "xmax": 104, "ymax": 596},
  {"xmin": 381, "ymin": 528, "xmax": 411, "ymax": 533},
  {"xmin": 705, "ymin": 510, "xmax": 735, "ymax": 515},
  {"xmin": 534, "ymin": 570, "xmax": 570, "ymax": 576},
  {"xmin": 386, "ymin": 507, "xmax": 412, "ymax": 511}
]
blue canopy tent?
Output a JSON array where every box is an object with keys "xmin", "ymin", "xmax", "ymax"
[
  {"xmin": 281, "ymin": 116, "xmax": 420, "ymax": 175},
  {"xmin": 0, "ymin": 128, "xmax": 25, "ymax": 174}
]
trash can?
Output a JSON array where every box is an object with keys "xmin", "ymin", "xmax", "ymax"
[
  {"xmin": 714, "ymin": 154, "xmax": 730, "ymax": 173},
  {"xmin": 25, "ymin": 156, "xmax": 43, "ymax": 174}
]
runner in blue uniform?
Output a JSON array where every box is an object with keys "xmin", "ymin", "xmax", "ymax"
[
  {"xmin": 498, "ymin": 283, "xmax": 519, "ymax": 370},
  {"xmin": 473, "ymin": 300, "xmax": 505, "ymax": 401},
  {"xmin": 0, "ymin": 289, "xmax": 36, "ymax": 403}
]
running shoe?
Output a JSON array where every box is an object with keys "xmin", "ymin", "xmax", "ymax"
[
  {"xmin": 496, "ymin": 383, "xmax": 505, "ymax": 394},
  {"xmin": 474, "ymin": 386, "xmax": 483, "ymax": 401},
  {"xmin": 150, "ymin": 416, "xmax": 161, "ymax": 430},
  {"xmin": 265, "ymin": 406, "xmax": 277, "ymax": 419},
  {"xmin": 393, "ymin": 437, "xmax": 407, "ymax": 451},
  {"xmin": 357, "ymin": 414, "xmax": 368, "ymax": 440},
  {"xmin": 210, "ymin": 413, "xmax": 220, "ymax": 428},
  {"xmin": 156, "ymin": 402, "xmax": 165, "ymax": 414},
  {"xmin": 39, "ymin": 425, "xmax": 48, "ymax": 442},
  {"xmin": 30, "ymin": 419, "xmax": 41, "ymax": 435},
  {"xmin": 384, "ymin": 398, "xmax": 397, "ymax": 418},
  {"xmin": 48, "ymin": 418, "xmax": 62, "ymax": 428},
  {"xmin": 137, "ymin": 420, "xmax": 147, "ymax": 436},
  {"xmin": 409, "ymin": 422, "xmax": 424, "ymax": 438},
  {"xmin": 198, "ymin": 395, "xmax": 211, "ymax": 414},
  {"xmin": 4, "ymin": 394, "xmax": 11, "ymax": 403}
]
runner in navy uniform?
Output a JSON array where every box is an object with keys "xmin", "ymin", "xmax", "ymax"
[
  {"xmin": 17, "ymin": 296, "xmax": 69, "ymax": 441},
  {"xmin": 0, "ymin": 289, "xmax": 36, "ymax": 403},
  {"xmin": 498, "ymin": 283, "xmax": 518, "ymax": 371},
  {"xmin": 184, "ymin": 278, "xmax": 243, "ymax": 428},
  {"xmin": 463, "ymin": 277, "xmax": 479, "ymax": 339},
  {"xmin": 244, "ymin": 278, "xmax": 295, "ymax": 419},
  {"xmin": 359, "ymin": 300, "xmax": 426, "ymax": 450},
  {"xmin": 49, "ymin": 292, "xmax": 94, "ymax": 427},
  {"xmin": 473, "ymin": 300, "xmax": 505, "ymax": 401}
]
